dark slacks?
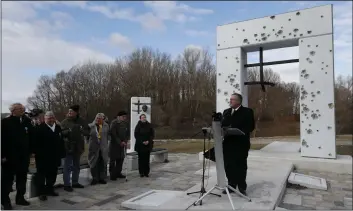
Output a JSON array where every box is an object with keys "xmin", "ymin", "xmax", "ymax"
[
  {"xmin": 223, "ymin": 140, "xmax": 249, "ymax": 191},
  {"xmin": 91, "ymin": 151, "xmax": 106, "ymax": 181},
  {"xmin": 36, "ymin": 165, "xmax": 58, "ymax": 195},
  {"xmin": 137, "ymin": 151, "xmax": 151, "ymax": 176},
  {"xmin": 109, "ymin": 158, "xmax": 124, "ymax": 178},
  {"xmin": 1, "ymin": 167, "xmax": 27, "ymax": 205}
]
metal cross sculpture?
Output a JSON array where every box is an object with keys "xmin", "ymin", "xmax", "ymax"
[
  {"xmin": 244, "ymin": 47, "xmax": 299, "ymax": 92},
  {"xmin": 132, "ymin": 99, "xmax": 151, "ymax": 114}
]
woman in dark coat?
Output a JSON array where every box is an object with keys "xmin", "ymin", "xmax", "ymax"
[{"xmin": 134, "ymin": 114, "xmax": 154, "ymax": 177}]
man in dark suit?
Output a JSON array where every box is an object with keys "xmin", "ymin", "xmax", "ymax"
[
  {"xmin": 1, "ymin": 103, "xmax": 34, "ymax": 209},
  {"xmin": 34, "ymin": 111, "xmax": 65, "ymax": 201},
  {"xmin": 221, "ymin": 93, "xmax": 255, "ymax": 196}
]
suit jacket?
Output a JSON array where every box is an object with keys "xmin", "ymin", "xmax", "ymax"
[
  {"xmin": 1, "ymin": 115, "xmax": 34, "ymax": 171},
  {"xmin": 221, "ymin": 106, "xmax": 255, "ymax": 147},
  {"xmin": 109, "ymin": 119, "xmax": 130, "ymax": 160},
  {"xmin": 34, "ymin": 123, "xmax": 65, "ymax": 169}
]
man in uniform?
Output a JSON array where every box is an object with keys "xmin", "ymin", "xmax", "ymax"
[
  {"xmin": 221, "ymin": 93, "xmax": 255, "ymax": 196},
  {"xmin": 109, "ymin": 111, "xmax": 130, "ymax": 180}
]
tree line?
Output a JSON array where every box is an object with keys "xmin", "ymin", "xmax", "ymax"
[{"xmin": 27, "ymin": 47, "xmax": 353, "ymax": 138}]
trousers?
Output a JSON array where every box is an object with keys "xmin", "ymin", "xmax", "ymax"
[
  {"xmin": 137, "ymin": 151, "xmax": 151, "ymax": 176},
  {"xmin": 223, "ymin": 140, "xmax": 249, "ymax": 191},
  {"xmin": 63, "ymin": 154, "xmax": 81, "ymax": 186},
  {"xmin": 1, "ymin": 167, "xmax": 27, "ymax": 205},
  {"xmin": 109, "ymin": 158, "xmax": 124, "ymax": 178},
  {"xmin": 36, "ymin": 165, "xmax": 58, "ymax": 195}
]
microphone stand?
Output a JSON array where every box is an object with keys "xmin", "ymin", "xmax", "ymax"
[{"xmin": 186, "ymin": 129, "xmax": 221, "ymax": 206}]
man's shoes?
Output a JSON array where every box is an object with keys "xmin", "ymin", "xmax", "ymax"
[
  {"xmin": 239, "ymin": 189, "xmax": 247, "ymax": 196},
  {"xmin": 15, "ymin": 197, "xmax": 30, "ymax": 206},
  {"xmin": 117, "ymin": 174, "xmax": 126, "ymax": 178},
  {"xmin": 144, "ymin": 174, "xmax": 149, "ymax": 177},
  {"xmin": 72, "ymin": 183, "xmax": 84, "ymax": 188},
  {"xmin": 2, "ymin": 203, "xmax": 13, "ymax": 210},
  {"xmin": 98, "ymin": 180, "xmax": 107, "ymax": 184},
  {"xmin": 64, "ymin": 186, "xmax": 73, "ymax": 192},
  {"xmin": 39, "ymin": 195, "xmax": 47, "ymax": 201},
  {"xmin": 140, "ymin": 174, "xmax": 144, "ymax": 178},
  {"xmin": 47, "ymin": 191, "xmax": 59, "ymax": 196},
  {"xmin": 91, "ymin": 180, "xmax": 98, "ymax": 185},
  {"xmin": 110, "ymin": 176, "xmax": 117, "ymax": 181}
]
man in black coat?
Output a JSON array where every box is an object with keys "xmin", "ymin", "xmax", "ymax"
[
  {"xmin": 1, "ymin": 103, "xmax": 34, "ymax": 210},
  {"xmin": 221, "ymin": 93, "xmax": 255, "ymax": 196},
  {"xmin": 34, "ymin": 111, "xmax": 65, "ymax": 201}
]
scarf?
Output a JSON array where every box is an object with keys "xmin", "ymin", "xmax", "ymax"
[{"xmin": 97, "ymin": 124, "xmax": 103, "ymax": 141}]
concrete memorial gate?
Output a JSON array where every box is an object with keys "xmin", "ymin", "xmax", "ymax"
[
  {"xmin": 216, "ymin": 4, "xmax": 336, "ymax": 159},
  {"xmin": 129, "ymin": 97, "xmax": 152, "ymax": 153}
]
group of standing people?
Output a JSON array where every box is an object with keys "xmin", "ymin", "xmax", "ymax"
[{"xmin": 1, "ymin": 103, "xmax": 155, "ymax": 210}]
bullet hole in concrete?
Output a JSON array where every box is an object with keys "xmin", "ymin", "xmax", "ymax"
[
  {"xmin": 225, "ymin": 80, "xmax": 227, "ymax": 83},
  {"xmin": 317, "ymin": 91, "xmax": 320, "ymax": 94},
  {"xmin": 237, "ymin": 61, "xmax": 239, "ymax": 63},
  {"xmin": 302, "ymin": 139, "xmax": 307, "ymax": 146},
  {"xmin": 310, "ymin": 51, "xmax": 316, "ymax": 56},
  {"xmin": 325, "ymin": 72, "xmax": 327, "ymax": 74},
  {"xmin": 288, "ymin": 18, "xmax": 291, "ymax": 21},
  {"xmin": 236, "ymin": 28, "xmax": 238, "ymax": 30},
  {"xmin": 263, "ymin": 26, "xmax": 266, "ymax": 29},
  {"xmin": 329, "ymin": 50, "xmax": 332, "ymax": 52},
  {"xmin": 229, "ymin": 78, "xmax": 235, "ymax": 83},
  {"xmin": 316, "ymin": 45, "xmax": 319, "ymax": 47},
  {"xmin": 301, "ymin": 69, "xmax": 307, "ymax": 74},
  {"xmin": 236, "ymin": 69, "xmax": 238, "ymax": 71},
  {"xmin": 235, "ymin": 84, "xmax": 240, "ymax": 89},
  {"xmin": 311, "ymin": 113, "xmax": 318, "ymax": 119},
  {"xmin": 243, "ymin": 39, "xmax": 248, "ymax": 43},
  {"xmin": 307, "ymin": 30, "xmax": 312, "ymax": 34},
  {"xmin": 328, "ymin": 153, "xmax": 332, "ymax": 156},
  {"xmin": 270, "ymin": 15, "xmax": 275, "ymax": 19},
  {"xmin": 316, "ymin": 130, "xmax": 319, "ymax": 132},
  {"xmin": 307, "ymin": 45, "xmax": 311, "ymax": 47},
  {"xmin": 277, "ymin": 30, "xmax": 283, "ymax": 35},
  {"xmin": 301, "ymin": 40, "xmax": 303, "ymax": 43},
  {"xmin": 294, "ymin": 34, "xmax": 297, "ymax": 37},
  {"xmin": 301, "ymin": 121, "xmax": 304, "ymax": 123},
  {"xmin": 326, "ymin": 65, "xmax": 328, "ymax": 67},
  {"xmin": 283, "ymin": 36, "xmax": 286, "ymax": 38},
  {"xmin": 267, "ymin": 34, "xmax": 270, "ymax": 37},
  {"xmin": 261, "ymin": 33, "xmax": 266, "ymax": 37},
  {"xmin": 218, "ymin": 44, "xmax": 220, "ymax": 47},
  {"xmin": 321, "ymin": 68, "xmax": 324, "ymax": 70},
  {"xmin": 309, "ymin": 60, "xmax": 313, "ymax": 64},
  {"xmin": 217, "ymin": 89, "xmax": 221, "ymax": 93},
  {"xmin": 289, "ymin": 33, "xmax": 292, "ymax": 36},
  {"xmin": 218, "ymin": 73, "xmax": 221, "ymax": 76},
  {"xmin": 307, "ymin": 129, "xmax": 313, "ymax": 134},
  {"xmin": 311, "ymin": 81, "xmax": 314, "ymax": 84},
  {"xmin": 273, "ymin": 29, "xmax": 275, "ymax": 31},
  {"xmin": 262, "ymin": 37, "xmax": 267, "ymax": 41},
  {"xmin": 256, "ymin": 39, "xmax": 258, "ymax": 41},
  {"xmin": 243, "ymin": 29, "xmax": 245, "ymax": 32},
  {"xmin": 328, "ymin": 103, "xmax": 334, "ymax": 109},
  {"xmin": 254, "ymin": 34, "xmax": 258, "ymax": 37},
  {"xmin": 300, "ymin": 34, "xmax": 303, "ymax": 36},
  {"xmin": 294, "ymin": 28, "xmax": 299, "ymax": 33},
  {"xmin": 318, "ymin": 146, "xmax": 321, "ymax": 149},
  {"xmin": 321, "ymin": 15, "xmax": 324, "ymax": 18},
  {"xmin": 328, "ymin": 126, "xmax": 332, "ymax": 130},
  {"xmin": 311, "ymin": 100, "xmax": 313, "ymax": 102},
  {"xmin": 304, "ymin": 74, "xmax": 309, "ymax": 79},
  {"xmin": 224, "ymin": 91, "xmax": 228, "ymax": 96},
  {"xmin": 322, "ymin": 62, "xmax": 324, "ymax": 64},
  {"xmin": 225, "ymin": 57, "xmax": 228, "ymax": 59},
  {"xmin": 296, "ymin": 12, "xmax": 301, "ymax": 16},
  {"xmin": 232, "ymin": 36, "xmax": 234, "ymax": 38},
  {"xmin": 309, "ymin": 124, "xmax": 311, "ymax": 126}
]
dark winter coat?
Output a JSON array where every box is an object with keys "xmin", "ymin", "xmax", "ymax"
[
  {"xmin": 34, "ymin": 123, "xmax": 65, "ymax": 170},
  {"xmin": 134, "ymin": 121, "xmax": 154, "ymax": 152},
  {"xmin": 1, "ymin": 115, "xmax": 35, "ymax": 172},
  {"xmin": 60, "ymin": 116, "xmax": 89, "ymax": 155},
  {"xmin": 109, "ymin": 119, "xmax": 130, "ymax": 160}
]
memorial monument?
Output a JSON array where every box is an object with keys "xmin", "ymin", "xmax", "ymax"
[{"xmin": 216, "ymin": 4, "xmax": 336, "ymax": 159}]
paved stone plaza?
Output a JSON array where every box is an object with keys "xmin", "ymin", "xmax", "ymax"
[{"xmin": 8, "ymin": 153, "xmax": 353, "ymax": 210}]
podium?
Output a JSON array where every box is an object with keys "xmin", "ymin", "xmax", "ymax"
[{"xmin": 189, "ymin": 121, "xmax": 251, "ymax": 210}]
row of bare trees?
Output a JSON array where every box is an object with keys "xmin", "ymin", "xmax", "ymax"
[{"xmin": 27, "ymin": 47, "xmax": 352, "ymax": 138}]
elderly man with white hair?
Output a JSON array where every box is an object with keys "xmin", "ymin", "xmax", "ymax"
[
  {"xmin": 34, "ymin": 111, "xmax": 65, "ymax": 201},
  {"xmin": 1, "ymin": 103, "xmax": 34, "ymax": 209}
]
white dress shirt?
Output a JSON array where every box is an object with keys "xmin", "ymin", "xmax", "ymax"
[{"xmin": 46, "ymin": 123, "xmax": 56, "ymax": 132}]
